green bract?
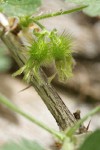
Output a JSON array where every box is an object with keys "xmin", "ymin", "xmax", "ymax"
[{"xmin": 20, "ymin": 16, "xmax": 33, "ymax": 28}]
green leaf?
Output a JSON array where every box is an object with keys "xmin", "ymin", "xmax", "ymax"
[
  {"xmin": 79, "ymin": 129, "xmax": 100, "ymax": 150},
  {"xmin": 0, "ymin": 0, "xmax": 41, "ymax": 16},
  {"xmin": 65, "ymin": 0, "xmax": 100, "ymax": 16},
  {"xmin": 0, "ymin": 139, "xmax": 45, "ymax": 150}
]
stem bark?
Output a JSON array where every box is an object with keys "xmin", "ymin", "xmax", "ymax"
[{"xmin": 0, "ymin": 16, "xmax": 76, "ymax": 130}]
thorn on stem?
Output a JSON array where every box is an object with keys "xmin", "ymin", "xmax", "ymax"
[{"xmin": 18, "ymin": 84, "xmax": 32, "ymax": 93}]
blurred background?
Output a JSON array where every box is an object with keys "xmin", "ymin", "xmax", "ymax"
[{"xmin": 0, "ymin": 0, "xmax": 100, "ymax": 148}]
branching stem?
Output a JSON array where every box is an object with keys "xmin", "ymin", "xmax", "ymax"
[
  {"xmin": 0, "ymin": 13, "xmax": 76, "ymax": 131},
  {"xmin": 33, "ymin": 6, "xmax": 87, "ymax": 21}
]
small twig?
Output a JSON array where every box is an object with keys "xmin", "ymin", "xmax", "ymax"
[
  {"xmin": 33, "ymin": 6, "xmax": 87, "ymax": 21},
  {"xmin": 32, "ymin": 20, "xmax": 45, "ymax": 29}
]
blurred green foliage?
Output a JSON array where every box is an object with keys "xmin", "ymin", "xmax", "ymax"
[
  {"xmin": 66, "ymin": 0, "xmax": 100, "ymax": 16},
  {"xmin": 0, "ymin": 0, "xmax": 41, "ymax": 16},
  {"xmin": 79, "ymin": 129, "xmax": 100, "ymax": 150},
  {"xmin": 0, "ymin": 41, "xmax": 11, "ymax": 72},
  {"xmin": 0, "ymin": 139, "xmax": 45, "ymax": 150}
]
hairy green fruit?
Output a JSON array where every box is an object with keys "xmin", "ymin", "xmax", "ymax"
[{"xmin": 23, "ymin": 28, "xmax": 73, "ymax": 82}]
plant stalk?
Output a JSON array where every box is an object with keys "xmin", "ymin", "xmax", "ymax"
[
  {"xmin": 33, "ymin": 6, "xmax": 87, "ymax": 21},
  {"xmin": 0, "ymin": 15, "xmax": 76, "ymax": 130}
]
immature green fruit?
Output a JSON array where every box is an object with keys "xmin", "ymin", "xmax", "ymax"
[
  {"xmin": 14, "ymin": 28, "xmax": 73, "ymax": 83},
  {"xmin": 29, "ymin": 38, "xmax": 50, "ymax": 65},
  {"xmin": 49, "ymin": 30, "xmax": 73, "ymax": 80},
  {"xmin": 28, "ymin": 29, "xmax": 73, "ymax": 81}
]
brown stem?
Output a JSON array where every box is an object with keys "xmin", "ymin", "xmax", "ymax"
[{"xmin": 0, "ymin": 16, "xmax": 76, "ymax": 130}]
